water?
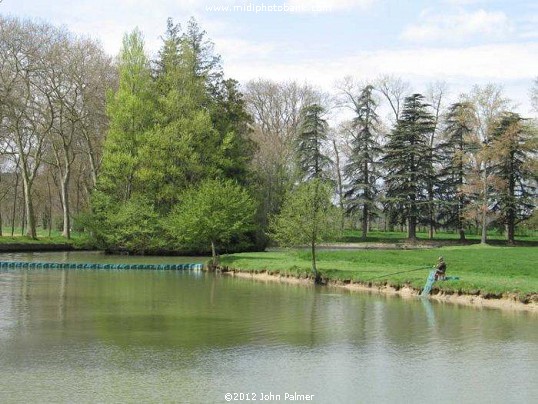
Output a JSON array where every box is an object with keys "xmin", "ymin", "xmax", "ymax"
[{"xmin": 0, "ymin": 252, "xmax": 536, "ymax": 403}]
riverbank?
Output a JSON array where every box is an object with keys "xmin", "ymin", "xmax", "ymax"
[
  {"xmin": 0, "ymin": 236, "xmax": 92, "ymax": 252},
  {"xmin": 221, "ymin": 270, "xmax": 536, "ymax": 312},
  {"xmin": 219, "ymin": 245, "xmax": 538, "ymax": 312},
  {"xmin": 0, "ymin": 243, "xmax": 77, "ymax": 252}
]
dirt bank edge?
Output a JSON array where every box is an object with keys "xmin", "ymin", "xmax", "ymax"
[{"xmin": 218, "ymin": 266, "xmax": 537, "ymax": 313}]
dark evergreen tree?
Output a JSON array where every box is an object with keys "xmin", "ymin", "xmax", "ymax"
[
  {"xmin": 343, "ymin": 85, "xmax": 382, "ymax": 240},
  {"xmin": 209, "ymin": 78, "xmax": 255, "ymax": 183},
  {"xmin": 383, "ymin": 94, "xmax": 435, "ymax": 240},
  {"xmin": 437, "ymin": 101, "xmax": 476, "ymax": 241},
  {"xmin": 296, "ymin": 104, "xmax": 332, "ymax": 181},
  {"xmin": 181, "ymin": 17, "xmax": 223, "ymax": 98},
  {"xmin": 137, "ymin": 18, "xmax": 254, "ymax": 212},
  {"xmin": 490, "ymin": 113, "xmax": 536, "ymax": 244}
]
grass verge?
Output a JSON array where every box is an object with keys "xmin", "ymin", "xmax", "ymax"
[{"xmin": 220, "ymin": 245, "xmax": 538, "ymax": 301}]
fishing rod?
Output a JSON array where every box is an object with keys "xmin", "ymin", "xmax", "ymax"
[{"xmin": 365, "ymin": 266, "xmax": 432, "ymax": 282}]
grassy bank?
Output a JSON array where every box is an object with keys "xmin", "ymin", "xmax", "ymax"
[
  {"xmin": 339, "ymin": 229, "xmax": 538, "ymax": 244},
  {"xmin": 0, "ymin": 228, "xmax": 91, "ymax": 250},
  {"xmin": 220, "ymin": 245, "xmax": 538, "ymax": 301}
]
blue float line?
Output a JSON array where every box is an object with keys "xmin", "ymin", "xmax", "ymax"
[{"xmin": 0, "ymin": 261, "xmax": 204, "ymax": 271}]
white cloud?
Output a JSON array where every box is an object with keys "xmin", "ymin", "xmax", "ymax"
[
  {"xmin": 401, "ymin": 8, "xmax": 511, "ymax": 43},
  {"xmin": 215, "ymin": 38, "xmax": 277, "ymax": 62},
  {"xmin": 443, "ymin": 0, "xmax": 486, "ymax": 4},
  {"xmin": 223, "ymin": 43, "xmax": 537, "ymax": 114},
  {"xmin": 518, "ymin": 14, "xmax": 538, "ymax": 39},
  {"xmin": 286, "ymin": 0, "xmax": 376, "ymax": 13},
  {"xmin": 225, "ymin": 43, "xmax": 537, "ymax": 84}
]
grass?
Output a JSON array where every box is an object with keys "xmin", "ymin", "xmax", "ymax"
[
  {"xmin": 220, "ymin": 245, "xmax": 538, "ymax": 300},
  {"xmin": 0, "ymin": 227, "xmax": 90, "ymax": 248},
  {"xmin": 339, "ymin": 229, "xmax": 538, "ymax": 244}
]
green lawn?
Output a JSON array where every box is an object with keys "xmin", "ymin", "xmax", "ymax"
[
  {"xmin": 0, "ymin": 228, "xmax": 89, "ymax": 248},
  {"xmin": 220, "ymin": 245, "xmax": 538, "ymax": 300},
  {"xmin": 339, "ymin": 229, "xmax": 538, "ymax": 244}
]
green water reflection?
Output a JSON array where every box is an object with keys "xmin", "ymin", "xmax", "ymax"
[{"xmin": 0, "ymin": 252, "xmax": 536, "ymax": 403}]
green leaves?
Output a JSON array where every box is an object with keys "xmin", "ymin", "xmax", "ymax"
[
  {"xmin": 270, "ymin": 179, "xmax": 341, "ymax": 248},
  {"xmin": 166, "ymin": 179, "xmax": 256, "ymax": 258},
  {"xmin": 90, "ymin": 20, "xmax": 256, "ymax": 253}
]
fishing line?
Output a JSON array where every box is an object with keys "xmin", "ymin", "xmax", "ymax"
[{"xmin": 365, "ymin": 266, "xmax": 432, "ymax": 281}]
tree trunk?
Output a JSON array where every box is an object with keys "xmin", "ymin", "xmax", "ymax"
[
  {"xmin": 21, "ymin": 191, "xmax": 26, "ymax": 237},
  {"xmin": 458, "ymin": 169, "xmax": 466, "ymax": 242},
  {"xmin": 480, "ymin": 166, "xmax": 488, "ymax": 244},
  {"xmin": 507, "ymin": 172, "xmax": 516, "ymax": 245},
  {"xmin": 47, "ymin": 178, "xmax": 53, "ymax": 238},
  {"xmin": 60, "ymin": 169, "xmax": 71, "ymax": 239},
  {"xmin": 211, "ymin": 240, "xmax": 217, "ymax": 266},
  {"xmin": 11, "ymin": 165, "xmax": 20, "ymax": 237},
  {"xmin": 88, "ymin": 151, "xmax": 98, "ymax": 189},
  {"xmin": 408, "ymin": 217, "xmax": 417, "ymax": 240},
  {"xmin": 311, "ymin": 239, "xmax": 320, "ymax": 283},
  {"xmin": 332, "ymin": 140, "xmax": 345, "ymax": 232},
  {"xmin": 361, "ymin": 205, "xmax": 368, "ymax": 241},
  {"xmin": 362, "ymin": 160, "xmax": 369, "ymax": 241},
  {"xmin": 22, "ymin": 175, "xmax": 36, "ymax": 239},
  {"xmin": 408, "ymin": 196, "xmax": 417, "ymax": 240}
]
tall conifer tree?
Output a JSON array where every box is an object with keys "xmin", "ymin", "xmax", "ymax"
[
  {"xmin": 344, "ymin": 85, "xmax": 382, "ymax": 240},
  {"xmin": 383, "ymin": 94, "xmax": 435, "ymax": 240}
]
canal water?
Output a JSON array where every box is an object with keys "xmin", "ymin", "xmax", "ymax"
[{"xmin": 0, "ymin": 252, "xmax": 536, "ymax": 403}]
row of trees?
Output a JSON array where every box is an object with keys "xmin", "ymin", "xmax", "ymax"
[
  {"xmin": 0, "ymin": 16, "xmax": 536, "ymax": 259},
  {"xmin": 267, "ymin": 81, "xmax": 536, "ymax": 248},
  {"xmin": 0, "ymin": 16, "xmax": 114, "ymax": 238}
]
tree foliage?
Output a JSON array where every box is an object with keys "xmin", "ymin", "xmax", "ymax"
[
  {"xmin": 343, "ymin": 84, "xmax": 382, "ymax": 239},
  {"xmin": 437, "ymin": 101, "xmax": 477, "ymax": 240},
  {"xmin": 490, "ymin": 113, "xmax": 537, "ymax": 243},
  {"xmin": 270, "ymin": 180, "xmax": 340, "ymax": 281},
  {"xmin": 383, "ymin": 94, "xmax": 435, "ymax": 239},
  {"xmin": 166, "ymin": 179, "xmax": 256, "ymax": 264},
  {"xmin": 97, "ymin": 29, "xmax": 155, "ymax": 203},
  {"xmin": 296, "ymin": 104, "xmax": 332, "ymax": 181}
]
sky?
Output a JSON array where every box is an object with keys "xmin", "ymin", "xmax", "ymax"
[{"xmin": 1, "ymin": 0, "xmax": 537, "ymax": 116}]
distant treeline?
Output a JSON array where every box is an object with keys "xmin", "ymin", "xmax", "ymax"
[{"xmin": 0, "ymin": 15, "xmax": 536, "ymax": 253}]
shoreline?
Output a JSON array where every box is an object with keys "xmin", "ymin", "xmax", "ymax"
[
  {"xmin": 220, "ymin": 267, "xmax": 538, "ymax": 313},
  {"xmin": 0, "ymin": 243, "xmax": 77, "ymax": 252}
]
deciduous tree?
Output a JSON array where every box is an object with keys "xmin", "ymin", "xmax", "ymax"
[
  {"xmin": 166, "ymin": 179, "xmax": 256, "ymax": 265},
  {"xmin": 270, "ymin": 179, "xmax": 340, "ymax": 283},
  {"xmin": 490, "ymin": 113, "xmax": 536, "ymax": 244}
]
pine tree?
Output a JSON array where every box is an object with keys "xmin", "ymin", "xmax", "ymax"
[
  {"xmin": 490, "ymin": 113, "xmax": 536, "ymax": 244},
  {"xmin": 343, "ymin": 85, "xmax": 382, "ymax": 240},
  {"xmin": 438, "ymin": 101, "xmax": 477, "ymax": 241},
  {"xmin": 383, "ymin": 94, "xmax": 435, "ymax": 240},
  {"xmin": 138, "ymin": 19, "xmax": 252, "ymax": 212},
  {"xmin": 296, "ymin": 104, "xmax": 332, "ymax": 181}
]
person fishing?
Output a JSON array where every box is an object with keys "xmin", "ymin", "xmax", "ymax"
[{"xmin": 434, "ymin": 256, "xmax": 447, "ymax": 281}]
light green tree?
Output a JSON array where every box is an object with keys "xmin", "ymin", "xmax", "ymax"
[
  {"xmin": 97, "ymin": 28, "xmax": 155, "ymax": 202},
  {"xmin": 270, "ymin": 179, "xmax": 341, "ymax": 283},
  {"xmin": 166, "ymin": 179, "xmax": 256, "ymax": 265},
  {"xmin": 108, "ymin": 197, "xmax": 163, "ymax": 255}
]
